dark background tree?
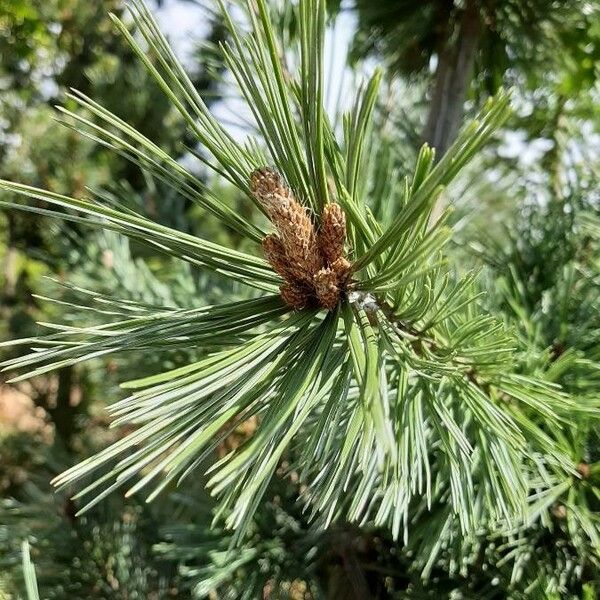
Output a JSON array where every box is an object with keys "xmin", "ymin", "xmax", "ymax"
[{"xmin": 342, "ymin": 0, "xmax": 599, "ymax": 220}]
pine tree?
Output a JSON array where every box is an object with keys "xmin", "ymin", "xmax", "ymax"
[{"xmin": 0, "ymin": 0, "xmax": 599, "ymax": 598}]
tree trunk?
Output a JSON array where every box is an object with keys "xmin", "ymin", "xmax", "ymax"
[
  {"xmin": 424, "ymin": 0, "xmax": 481, "ymax": 224},
  {"xmin": 49, "ymin": 367, "xmax": 78, "ymax": 449},
  {"xmin": 2, "ymin": 215, "xmax": 18, "ymax": 302}
]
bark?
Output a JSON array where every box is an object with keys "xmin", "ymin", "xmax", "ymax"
[
  {"xmin": 546, "ymin": 94, "xmax": 567, "ymax": 202},
  {"xmin": 424, "ymin": 0, "xmax": 482, "ymax": 224},
  {"xmin": 2, "ymin": 215, "xmax": 18, "ymax": 302},
  {"xmin": 49, "ymin": 367, "xmax": 78, "ymax": 449},
  {"xmin": 324, "ymin": 527, "xmax": 374, "ymax": 600}
]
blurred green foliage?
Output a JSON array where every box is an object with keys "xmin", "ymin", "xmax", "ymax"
[{"xmin": 0, "ymin": 2, "xmax": 217, "ymax": 597}]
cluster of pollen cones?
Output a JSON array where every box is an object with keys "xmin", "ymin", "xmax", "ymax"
[{"xmin": 250, "ymin": 167, "xmax": 351, "ymax": 310}]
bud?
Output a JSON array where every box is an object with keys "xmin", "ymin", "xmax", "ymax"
[
  {"xmin": 251, "ymin": 168, "xmax": 322, "ymax": 284},
  {"xmin": 576, "ymin": 462, "xmax": 591, "ymax": 480},
  {"xmin": 319, "ymin": 202, "xmax": 346, "ymax": 265}
]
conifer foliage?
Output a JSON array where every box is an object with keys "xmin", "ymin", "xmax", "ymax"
[{"xmin": 0, "ymin": 0, "xmax": 596, "ymax": 560}]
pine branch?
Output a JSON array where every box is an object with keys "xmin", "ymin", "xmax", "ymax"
[{"xmin": 0, "ymin": 0, "xmax": 593, "ymax": 547}]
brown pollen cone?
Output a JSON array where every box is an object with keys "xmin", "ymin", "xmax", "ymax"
[
  {"xmin": 251, "ymin": 168, "xmax": 321, "ymax": 284},
  {"xmin": 280, "ymin": 282, "xmax": 311, "ymax": 310},
  {"xmin": 330, "ymin": 256, "xmax": 351, "ymax": 285},
  {"xmin": 314, "ymin": 267, "xmax": 340, "ymax": 310},
  {"xmin": 262, "ymin": 234, "xmax": 295, "ymax": 282},
  {"xmin": 319, "ymin": 202, "xmax": 346, "ymax": 264},
  {"xmin": 251, "ymin": 167, "xmax": 351, "ymax": 311},
  {"xmin": 316, "ymin": 205, "xmax": 351, "ymax": 307}
]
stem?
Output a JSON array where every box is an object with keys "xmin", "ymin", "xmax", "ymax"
[{"xmin": 546, "ymin": 94, "xmax": 567, "ymax": 202}]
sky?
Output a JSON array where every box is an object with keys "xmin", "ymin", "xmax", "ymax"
[
  {"xmin": 153, "ymin": 0, "xmax": 209, "ymax": 61},
  {"xmin": 152, "ymin": 0, "xmax": 358, "ymax": 139}
]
